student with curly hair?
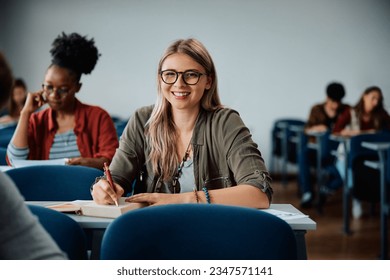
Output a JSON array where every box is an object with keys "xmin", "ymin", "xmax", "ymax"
[
  {"xmin": 7, "ymin": 32, "xmax": 118, "ymax": 170},
  {"xmin": 91, "ymin": 38, "xmax": 272, "ymax": 208}
]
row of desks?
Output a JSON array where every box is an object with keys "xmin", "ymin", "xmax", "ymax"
[{"xmin": 26, "ymin": 201, "xmax": 316, "ymax": 260}]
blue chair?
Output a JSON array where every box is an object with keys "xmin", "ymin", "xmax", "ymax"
[
  {"xmin": 114, "ymin": 120, "xmax": 128, "ymax": 138},
  {"xmin": 5, "ymin": 165, "xmax": 103, "ymax": 200},
  {"xmin": 28, "ymin": 205, "xmax": 87, "ymax": 259},
  {"xmin": 349, "ymin": 132, "xmax": 390, "ymax": 203},
  {"xmin": 0, "ymin": 147, "xmax": 7, "ymax": 165},
  {"xmin": 111, "ymin": 115, "xmax": 129, "ymax": 138},
  {"xmin": 100, "ymin": 204, "xmax": 298, "ymax": 260},
  {"xmin": 270, "ymin": 119, "xmax": 305, "ymax": 186},
  {"xmin": 334, "ymin": 132, "xmax": 390, "ymax": 234},
  {"xmin": 0, "ymin": 124, "xmax": 15, "ymax": 148},
  {"xmin": 362, "ymin": 140, "xmax": 390, "ymax": 259}
]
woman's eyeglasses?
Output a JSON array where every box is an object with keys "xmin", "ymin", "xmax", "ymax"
[
  {"xmin": 160, "ymin": 70, "xmax": 207, "ymax": 85},
  {"xmin": 42, "ymin": 84, "xmax": 72, "ymax": 96}
]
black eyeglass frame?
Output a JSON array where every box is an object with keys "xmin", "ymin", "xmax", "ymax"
[
  {"xmin": 160, "ymin": 70, "xmax": 208, "ymax": 85},
  {"xmin": 42, "ymin": 84, "xmax": 73, "ymax": 96}
]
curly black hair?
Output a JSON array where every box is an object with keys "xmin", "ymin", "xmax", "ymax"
[
  {"xmin": 50, "ymin": 32, "xmax": 100, "ymax": 78},
  {"xmin": 326, "ymin": 82, "xmax": 345, "ymax": 102}
]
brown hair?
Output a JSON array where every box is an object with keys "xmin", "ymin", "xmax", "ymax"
[
  {"xmin": 354, "ymin": 86, "xmax": 387, "ymax": 130},
  {"xmin": 0, "ymin": 52, "xmax": 13, "ymax": 108},
  {"xmin": 8, "ymin": 78, "xmax": 27, "ymax": 118}
]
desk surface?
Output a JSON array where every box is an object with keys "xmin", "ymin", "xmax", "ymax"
[
  {"xmin": 362, "ymin": 141, "xmax": 390, "ymax": 151},
  {"xmin": 0, "ymin": 165, "xmax": 13, "ymax": 171},
  {"xmin": 26, "ymin": 201, "xmax": 316, "ymax": 231}
]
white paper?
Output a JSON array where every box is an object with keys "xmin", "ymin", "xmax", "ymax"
[
  {"xmin": 261, "ymin": 208, "xmax": 309, "ymax": 220},
  {"xmin": 12, "ymin": 158, "xmax": 68, "ymax": 167},
  {"xmin": 0, "ymin": 165, "xmax": 13, "ymax": 171}
]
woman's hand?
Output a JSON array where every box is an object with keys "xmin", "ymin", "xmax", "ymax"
[
  {"xmin": 91, "ymin": 178, "xmax": 124, "ymax": 205},
  {"xmin": 21, "ymin": 90, "xmax": 47, "ymax": 115},
  {"xmin": 305, "ymin": 124, "xmax": 328, "ymax": 133},
  {"xmin": 125, "ymin": 192, "xmax": 194, "ymax": 206},
  {"xmin": 67, "ymin": 157, "xmax": 108, "ymax": 170},
  {"xmin": 340, "ymin": 129, "xmax": 360, "ymax": 137}
]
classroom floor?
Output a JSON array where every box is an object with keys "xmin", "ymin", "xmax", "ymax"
[{"xmin": 271, "ymin": 176, "xmax": 386, "ymax": 260}]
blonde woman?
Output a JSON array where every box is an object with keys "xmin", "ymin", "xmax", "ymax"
[{"xmin": 92, "ymin": 38, "xmax": 272, "ymax": 208}]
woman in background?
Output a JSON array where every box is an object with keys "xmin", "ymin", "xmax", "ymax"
[
  {"xmin": 328, "ymin": 86, "xmax": 390, "ymax": 218},
  {"xmin": 92, "ymin": 38, "xmax": 273, "ymax": 208},
  {"xmin": 0, "ymin": 78, "xmax": 27, "ymax": 126},
  {"xmin": 333, "ymin": 86, "xmax": 390, "ymax": 136},
  {"xmin": 7, "ymin": 32, "xmax": 118, "ymax": 170}
]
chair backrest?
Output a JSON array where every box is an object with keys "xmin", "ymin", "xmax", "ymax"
[
  {"xmin": 100, "ymin": 204, "xmax": 298, "ymax": 260},
  {"xmin": 349, "ymin": 132, "xmax": 390, "ymax": 202},
  {"xmin": 349, "ymin": 132, "xmax": 390, "ymax": 166},
  {"xmin": 28, "ymin": 205, "xmax": 87, "ymax": 259},
  {"xmin": 0, "ymin": 147, "xmax": 6, "ymax": 165},
  {"xmin": 111, "ymin": 116, "xmax": 129, "ymax": 138},
  {"xmin": 387, "ymin": 145, "xmax": 390, "ymax": 185},
  {"xmin": 271, "ymin": 119, "xmax": 306, "ymax": 163},
  {"xmin": 114, "ymin": 120, "xmax": 128, "ymax": 138},
  {"xmin": 5, "ymin": 165, "xmax": 103, "ymax": 200},
  {"xmin": 0, "ymin": 125, "xmax": 15, "ymax": 148}
]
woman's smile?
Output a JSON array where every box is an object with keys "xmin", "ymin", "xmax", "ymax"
[{"xmin": 172, "ymin": 91, "xmax": 190, "ymax": 97}]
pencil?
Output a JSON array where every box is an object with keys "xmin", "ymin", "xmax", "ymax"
[{"xmin": 104, "ymin": 162, "xmax": 119, "ymax": 207}]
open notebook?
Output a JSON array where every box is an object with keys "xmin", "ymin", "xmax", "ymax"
[{"xmin": 47, "ymin": 197, "xmax": 148, "ymax": 218}]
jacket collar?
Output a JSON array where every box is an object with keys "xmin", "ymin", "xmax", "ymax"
[{"xmin": 47, "ymin": 99, "xmax": 84, "ymax": 133}]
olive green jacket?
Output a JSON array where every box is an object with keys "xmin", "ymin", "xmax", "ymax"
[{"xmin": 110, "ymin": 105, "xmax": 273, "ymax": 204}]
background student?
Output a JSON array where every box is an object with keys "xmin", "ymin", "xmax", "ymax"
[
  {"xmin": 298, "ymin": 82, "xmax": 349, "ymax": 207},
  {"xmin": 7, "ymin": 32, "xmax": 118, "ymax": 170},
  {"xmin": 0, "ymin": 78, "xmax": 27, "ymax": 126},
  {"xmin": 0, "ymin": 52, "xmax": 66, "ymax": 259},
  {"xmin": 92, "ymin": 38, "xmax": 273, "ymax": 208},
  {"xmin": 328, "ymin": 86, "xmax": 390, "ymax": 218}
]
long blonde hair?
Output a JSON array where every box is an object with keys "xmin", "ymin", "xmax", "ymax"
[{"xmin": 146, "ymin": 38, "xmax": 222, "ymax": 180}]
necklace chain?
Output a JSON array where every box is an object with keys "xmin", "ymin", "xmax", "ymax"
[{"xmin": 172, "ymin": 140, "xmax": 192, "ymax": 193}]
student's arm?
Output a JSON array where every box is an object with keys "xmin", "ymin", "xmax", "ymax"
[
  {"xmin": 10, "ymin": 90, "xmax": 46, "ymax": 148},
  {"xmin": 126, "ymin": 185, "xmax": 270, "ymax": 208},
  {"xmin": 67, "ymin": 108, "xmax": 118, "ymax": 170},
  {"xmin": 67, "ymin": 156, "xmax": 110, "ymax": 170},
  {"xmin": 332, "ymin": 109, "xmax": 351, "ymax": 134}
]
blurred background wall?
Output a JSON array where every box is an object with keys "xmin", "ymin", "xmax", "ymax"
[{"xmin": 1, "ymin": 0, "xmax": 389, "ymax": 165}]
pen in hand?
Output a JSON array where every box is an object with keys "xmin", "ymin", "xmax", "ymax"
[{"xmin": 103, "ymin": 162, "xmax": 119, "ymax": 207}]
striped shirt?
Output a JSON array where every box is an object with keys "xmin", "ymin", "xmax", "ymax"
[
  {"xmin": 7, "ymin": 130, "xmax": 81, "ymax": 161},
  {"xmin": 49, "ymin": 130, "xmax": 81, "ymax": 159}
]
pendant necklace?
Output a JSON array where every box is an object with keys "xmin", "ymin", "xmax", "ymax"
[{"xmin": 171, "ymin": 140, "xmax": 192, "ymax": 194}]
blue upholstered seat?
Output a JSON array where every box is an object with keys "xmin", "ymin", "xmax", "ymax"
[
  {"xmin": 100, "ymin": 204, "xmax": 298, "ymax": 260},
  {"xmin": 28, "ymin": 205, "xmax": 88, "ymax": 260},
  {"xmin": 5, "ymin": 165, "xmax": 103, "ymax": 201}
]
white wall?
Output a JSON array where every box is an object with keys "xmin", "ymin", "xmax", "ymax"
[{"xmin": 1, "ymin": 0, "xmax": 390, "ymax": 166}]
